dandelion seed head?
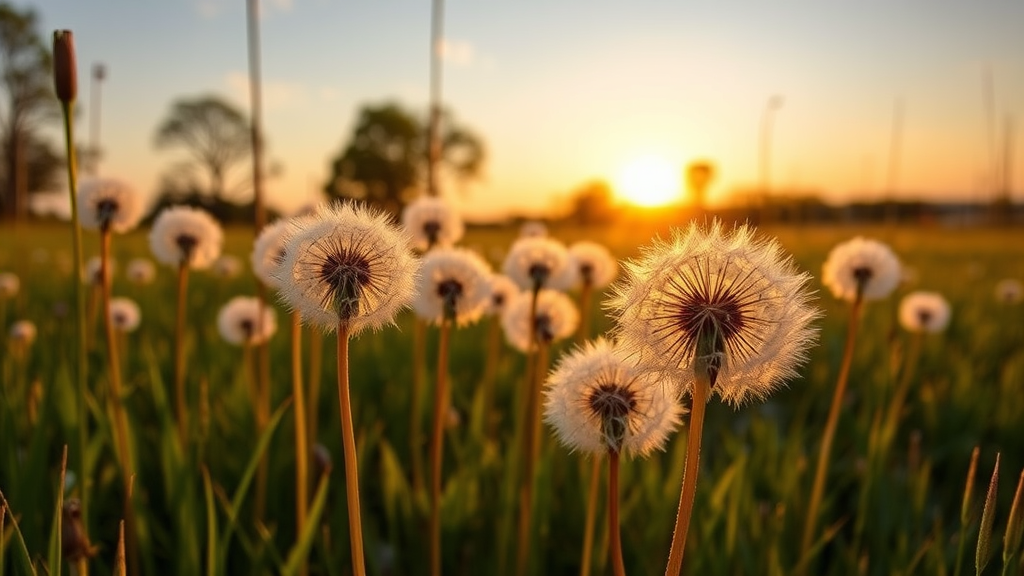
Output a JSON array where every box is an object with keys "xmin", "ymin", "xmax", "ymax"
[
  {"xmin": 0, "ymin": 272, "xmax": 19, "ymax": 298},
  {"xmin": 8, "ymin": 320, "xmax": 37, "ymax": 346},
  {"xmin": 502, "ymin": 236, "xmax": 570, "ymax": 293},
  {"xmin": 486, "ymin": 274, "xmax": 521, "ymax": 317},
  {"xmin": 501, "ymin": 289, "xmax": 579, "ymax": 352},
  {"xmin": 413, "ymin": 247, "xmax": 492, "ymax": 326},
  {"xmin": 898, "ymin": 291, "xmax": 951, "ymax": 334},
  {"xmin": 149, "ymin": 206, "xmax": 224, "ymax": 269},
  {"xmin": 78, "ymin": 177, "xmax": 143, "ymax": 233},
  {"xmin": 277, "ymin": 202, "xmax": 419, "ymax": 334},
  {"xmin": 109, "ymin": 297, "xmax": 141, "ymax": 333},
  {"xmin": 401, "ymin": 196, "xmax": 464, "ymax": 252},
  {"xmin": 212, "ymin": 255, "xmax": 243, "ymax": 279},
  {"xmin": 543, "ymin": 338, "xmax": 684, "ymax": 457},
  {"xmin": 608, "ymin": 221, "xmax": 820, "ymax": 406},
  {"xmin": 126, "ymin": 258, "xmax": 156, "ymax": 285},
  {"xmin": 995, "ymin": 278, "xmax": 1023, "ymax": 305},
  {"xmin": 822, "ymin": 237, "xmax": 901, "ymax": 302},
  {"xmin": 561, "ymin": 240, "xmax": 619, "ymax": 290},
  {"xmin": 252, "ymin": 219, "xmax": 293, "ymax": 290},
  {"xmin": 83, "ymin": 256, "xmax": 115, "ymax": 285},
  {"xmin": 217, "ymin": 296, "xmax": 277, "ymax": 346}
]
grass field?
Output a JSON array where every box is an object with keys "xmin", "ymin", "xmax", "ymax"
[{"xmin": 1, "ymin": 218, "xmax": 1024, "ymax": 576}]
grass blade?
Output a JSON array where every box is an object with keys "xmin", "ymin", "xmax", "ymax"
[
  {"xmin": 977, "ymin": 453, "xmax": 1000, "ymax": 576},
  {"xmin": 282, "ymin": 471, "xmax": 332, "ymax": 576},
  {"xmin": 0, "ymin": 489, "xmax": 37, "ymax": 576}
]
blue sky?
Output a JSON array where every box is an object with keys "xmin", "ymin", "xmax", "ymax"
[{"xmin": 23, "ymin": 0, "xmax": 1024, "ymax": 218}]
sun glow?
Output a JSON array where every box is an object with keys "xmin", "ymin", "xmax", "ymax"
[{"xmin": 614, "ymin": 155, "xmax": 681, "ymax": 208}]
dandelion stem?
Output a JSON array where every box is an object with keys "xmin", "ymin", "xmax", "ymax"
[
  {"xmin": 59, "ymin": 92, "xmax": 90, "ymax": 525},
  {"xmin": 430, "ymin": 319, "xmax": 452, "ymax": 576},
  {"xmin": 663, "ymin": 369, "xmax": 710, "ymax": 576},
  {"xmin": 481, "ymin": 316, "xmax": 502, "ymax": 437},
  {"xmin": 579, "ymin": 455, "xmax": 602, "ymax": 576},
  {"xmin": 411, "ymin": 317, "xmax": 427, "ymax": 495},
  {"xmin": 307, "ymin": 328, "xmax": 323, "ymax": 451},
  {"xmin": 515, "ymin": 340, "xmax": 548, "ymax": 576},
  {"xmin": 609, "ymin": 449, "xmax": 626, "ymax": 576},
  {"xmin": 882, "ymin": 332, "xmax": 922, "ymax": 447},
  {"xmin": 800, "ymin": 297, "xmax": 864, "ymax": 566},
  {"xmin": 577, "ymin": 283, "xmax": 593, "ymax": 343},
  {"xmin": 336, "ymin": 322, "xmax": 366, "ymax": 576},
  {"xmin": 291, "ymin": 311, "xmax": 309, "ymax": 576},
  {"xmin": 174, "ymin": 262, "xmax": 190, "ymax": 449}
]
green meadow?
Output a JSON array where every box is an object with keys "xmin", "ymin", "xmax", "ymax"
[{"xmin": 1, "ymin": 220, "xmax": 1024, "ymax": 575}]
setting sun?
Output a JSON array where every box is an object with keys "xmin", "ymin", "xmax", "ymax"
[{"xmin": 614, "ymin": 155, "xmax": 681, "ymax": 208}]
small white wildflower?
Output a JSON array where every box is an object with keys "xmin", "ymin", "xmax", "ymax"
[
  {"xmin": 149, "ymin": 206, "xmax": 224, "ymax": 269},
  {"xmin": 217, "ymin": 296, "xmax": 277, "ymax": 346},
  {"xmin": 502, "ymin": 237, "xmax": 570, "ymax": 293},
  {"xmin": 126, "ymin": 258, "xmax": 157, "ymax": 285},
  {"xmin": 251, "ymin": 219, "xmax": 292, "ymax": 289},
  {"xmin": 78, "ymin": 177, "xmax": 144, "ymax": 233},
  {"xmin": 0, "ymin": 272, "xmax": 19, "ymax": 299},
  {"xmin": 822, "ymin": 237, "xmax": 901, "ymax": 302},
  {"xmin": 401, "ymin": 196, "xmax": 465, "ymax": 251},
  {"xmin": 501, "ymin": 289, "xmax": 579, "ymax": 353},
  {"xmin": 413, "ymin": 247, "xmax": 492, "ymax": 326},
  {"xmin": 109, "ymin": 297, "xmax": 142, "ymax": 333},
  {"xmin": 898, "ymin": 291, "xmax": 951, "ymax": 334},
  {"xmin": 544, "ymin": 338, "xmax": 684, "ymax": 457}
]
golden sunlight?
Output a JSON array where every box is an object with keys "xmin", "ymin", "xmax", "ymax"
[{"xmin": 614, "ymin": 155, "xmax": 681, "ymax": 207}]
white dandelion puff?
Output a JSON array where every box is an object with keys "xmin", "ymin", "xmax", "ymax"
[
  {"xmin": 125, "ymin": 258, "xmax": 156, "ymax": 285},
  {"xmin": 212, "ymin": 254, "xmax": 243, "ymax": 279},
  {"xmin": 0, "ymin": 272, "xmax": 19, "ymax": 299},
  {"xmin": 608, "ymin": 221, "xmax": 820, "ymax": 406},
  {"xmin": 78, "ymin": 177, "xmax": 144, "ymax": 233},
  {"xmin": 501, "ymin": 289, "xmax": 579, "ymax": 353},
  {"xmin": 109, "ymin": 297, "xmax": 142, "ymax": 333},
  {"xmin": 149, "ymin": 206, "xmax": 224, "ymax": 269},
  {"xmin": 251, "ymin": 219, "xmax": 293, "ymax": 289},
  {"xmin": 822, "ymin": 237, "xmax": 901, "ymax": 302},
  {"xmin": 995, "ymin": 279, "xmax": 1023, "ymax": 305},
  {"xmin": 217, "ymin": 296, "xmax": 278, "ymax": 346},
  {"xmin": 898, "ymin": 291, "xmax": 951, "ymax": 334},
  {"xmin": 8, "ymin": 320, "xmax": 37, "ymax": 346},
  {"xmin": 561, "ymin": 241, "xmax": 618, "ymax": 291},
  {"xmin": 277, "ymin": 202, "xmax": 420, "ymax": 334},
  {"xmin": 401, "ymin": 196, "xmax": 465, "ymax": 251},
  {"xmin": 502, "ymin": 236, "xmax": 570, "ymax": 293},
  {"xmin": 486, "ymin": 274, "xmax": 521, "ymax": 317},
  {"xmin": 413, "ymin": 247, "xmax": 492, "ymax": 326},
  {"xmin": 544, "ymin": 338, "xmax": 684, "ymax": 457}
]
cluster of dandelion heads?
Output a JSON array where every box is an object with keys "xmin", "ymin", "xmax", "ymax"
[
  {"xmin": 217, "ymin": 296, "xmax": 278, "ymax": 346},
  {"xmin": 413, "ymin": 247, "xmax": 492, "ymax": 326},
  {"xmin": 0, "ymin": 272, "xmax": 19, "ymax": 299},
  {"xmin": 149, "ymin": 206, "xmax": 224, "ymax": 269},
  {"xmin": 502, "ymin": 236, "xmax": 570, "ymax": 293},
  {"xmin": 898, "ymin": 291, "xmax": 951, "ymax": 334},
  {"xmin": 563, "ymin": 241, "xmax": 618, "ymax": 290},
  {"xmin": 544, "ymin": 338, "xmax": 684, "ymax": 457},
  {"xmin": 78, "ymin": 177, "xmax": 143, "ymax": 234},
  {"xmin": 109, "ymin": 297, "xmax": 142, "ymax": 333},
  {"xmin": 486, "ymin": 274, "xmax": 521, "ymax": 317},
  {"xmin": 251, "ymin": 219, "xmax": 293, "ymax": 290},
  {"xmin": 502, "ymin": 289, "xmax": 579, "ymax": 352},
  {"xmin": 277, "ymin": 202, "xmax": 419, "ymax": 333},
  {"xmin": 995, "ymin": 279, "xmax": 1023, "ymax": 305},
  {"xmin": 126, "ymin": 258, "xmax": 156, "ymax": 285},
  {"xmin": 609, "ymin": 221, "xmax": 820, "ymax": 406},
  {"xmin": 401, "ymin": 195, "xmax": 465, "ymax": 251},
  {"xmin": 822, "ymin": 237, "xmax": 901, "ymax": 302}
]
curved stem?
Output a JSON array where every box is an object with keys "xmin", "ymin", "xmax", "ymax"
[
  {"xmin": 609, "ymin": 450, "xmax": 626, "ymax": 576},
  {"xmin": 291, "ymin": 312, "xmax": 309, "ymax": 576},
  {"xmin": 336, "ymin": 324, "xmax": 366, "ymax": 576},
  {"xmin": 579, "ymin": 455, "xmax": 602, "ymax": 576},
  {"xmin": 430, "ymin": 320, "xmax": 452, "ymax": 576},
  {"xmin": 663, "ymin": 372, "xmax": 710, "ymax": 576},
  {"xmin": 174, "ymin": 263, "xmax": 190, "ymax": 449},
  {"xmin": 799, "ymin": 297, "xmax": 864, "ymax": 566}
]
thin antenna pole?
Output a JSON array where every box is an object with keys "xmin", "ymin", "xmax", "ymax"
[{"xmin": 426, "ymin": 0, "xmax": 445, "ymax": 197}]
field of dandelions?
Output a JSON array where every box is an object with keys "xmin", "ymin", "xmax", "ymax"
[{"xmin": 2, "ymin": 198, "xmax": 1024, "ymax": 576}]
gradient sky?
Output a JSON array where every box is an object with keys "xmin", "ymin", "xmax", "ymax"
[{"xmin": 23, "ymin": 0, "xmax": 1024, "ymax": 219}]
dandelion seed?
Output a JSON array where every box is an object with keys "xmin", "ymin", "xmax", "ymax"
[
  {"xmin": 502, "ymin": 236, "xmax": 570, "ymax": 294},
  {"xmin": 501, "ymin": 289, "xmax": 579, "ymax": 353},
  {"xmin": 217, "ymin": 296, "xmax": 278, "ymax": 346},
  {"xmin": 109, "ymin": 297, "xmax": 141, "ymax": 333},
  {"xmin": 78, "ymin": 177, "xmax": 143, "ymax": 234},
  {"xmin": 609, "ymin": 221, "xmax": 819, "ymax": 405},
  {"xmin": 544, "ymin": 339, "xmax": 684, "ymax": 457},
  {"xmin": 149, "ymin": 206, "xmax": 224, "ymax": 269},
  {"xmin": 126, "ymin": 258, "xmax": 156, "ymax": 286},
  {"xmin": 401, "ymin": 195, "xmax": 464, "ymax": 251},
  {"xmin": 277, "ymin": 202, "xmax": 419, "ymax": 334},
  {"xmin": 822, "ymin": 236, "xmax": 901, "ymax": 302},
  {"xmin": 413, "ymin": 247, "xmax": 492, "ymax": 326},
  {"xmin": 251, "ymin": 219, "xmax": 292, "ymax": 290},
  {"xmin": 485, "ymin": 274, "xmax": 521, "ymax": 317},
  {"xmin": 0, "ymin": 272, "xmax": 20, "ymax": 298},
  {"xmin": 898, "ymin": 291, "xmax": 951, "ymax": 334},
  {"xmin": 995, "ymin": 279, "xmax": 1023, "ymax": 305}
]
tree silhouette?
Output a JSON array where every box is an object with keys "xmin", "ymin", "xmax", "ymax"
[
  {"xmin": 323, "ymin": 101, "xmax": 484, "ymax": 213},
  {"xmin": 0, "ymin": 2, "xmax": 61, "ymax": 221},
  {"xmin": 154, "ymin": 94, "xmax": 251, "ymax": 202}
]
